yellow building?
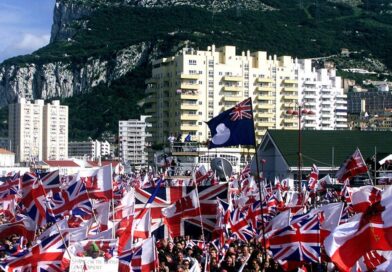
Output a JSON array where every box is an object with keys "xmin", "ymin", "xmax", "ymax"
[
  {"xmin": 145, "ymin": 45, "xmax": 304, "ymax": 144},
  {"xmin": 145, "ymin": 45, "xmax": 346, "ymax": 170}
]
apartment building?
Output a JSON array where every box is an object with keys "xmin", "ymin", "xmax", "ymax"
[
  {"xmin": 43, "ymin": 100, "xmax": 68, "ymax": 160},
  {"xmin": 119, "ymin": 116, "xmax": 151, "ymax": 168},
  {"xmin": 145, "ymin": 45, "xmax": 348, "ymax": 146},
  {"xmin": 9, "ymin": 98, "xmax": 68, "ymax": 163},
  {"xmin": 68, "ymin": 139, "xmax": 110, "ymax": 160}
]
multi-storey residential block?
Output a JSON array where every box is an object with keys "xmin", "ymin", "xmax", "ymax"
[
  {"xmin": 9, "ymin": 98, "xmax": 68, "ymax": 163},
  {"xmin": 298, "ymin": 61, "xmax": 347, "ymax": 130},
  {"xmin": 119, "ymin": 116, "xmax": 151, "ymax": 168},
  {"xmin": 9, "ymin": 98, "xmax": 44, "ymax": 163},
  {"xmin": 43, "ymin": 100, "xmax": 68, "ymax": 160},
  {"xmin": 68, "ymin": 139, "xmax": 110, "ymax": 160},
  {"xmin": 145, "ymin": 45, "xmax": 348, "ymax": 146}
]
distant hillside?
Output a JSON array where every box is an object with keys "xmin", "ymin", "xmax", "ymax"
[{"xmin": 0, "ymin": 0, "xmax": 391, "ymax": 140}]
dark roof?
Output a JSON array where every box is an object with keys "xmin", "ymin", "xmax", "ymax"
[{"xmin": 265, "ymin": 130, "xmax": 392, "ymax": 168}]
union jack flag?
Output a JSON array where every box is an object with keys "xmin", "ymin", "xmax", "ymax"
[
  {"xmin": 229, "ymin": 207, "xmax": 254, "ymax": 242},
  {"xmin": 269, "ymin": 213, "xmax": 321, "ymax": 264},
  {"xmin": 49, "ymin": 175, "xmax": 93, "ymax": 225},
  {"xmin": 0, "ymin": 233, "xmax": 66, "ymax": 272},
  {"xmin": 229, "ymin": 97, "xmax": 253, "ymax": 121},
  {"xmin": 0, "ymin": 172, "xmax": 20, "ymax": 200},
  {"xmin": 135, "ymin": 183, "xmax": 227, "ymax": 238},
  {"xmin": 39, "ymin": 170, "xmax": 60, "ymax": 193}
]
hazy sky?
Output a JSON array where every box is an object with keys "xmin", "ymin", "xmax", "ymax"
[{"xmin": 0, "ymin": 0, "xmax": 55, "ymax": 62}]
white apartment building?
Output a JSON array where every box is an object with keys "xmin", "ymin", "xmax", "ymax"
[
  {"xmin": 43, "ymin": 100, "xmax": 68, "ymax": 160},
  {"xmin": 298, "ymin": 60, "xmax": 347, "ymax": 130},
  {"xmin": 145, "ymin": 45, "xmax": 347, "ymax": 146},
  {"xmin": 9, "ymin": 98, "xmax": 44, "ymax": 163},
  {"xmin": 119, "ymin": 116, "xmax": 151, "ymax": 168},
  {"xmin": 9, "ymin": 98, "xmax": 68, "ymax": 163},
  {"xmin": 68, "ymin": 139, "xmax": 111, "ymax": 160}
]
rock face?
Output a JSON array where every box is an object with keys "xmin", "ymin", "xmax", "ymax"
[
  {"xmin": 0, "ymin": 0, "xmax": 272, "ymax": 107},
  {"xmin": 50, "ymin": 0, "xmax": 273, "ymax": 43},
  {"xmin": 0, "ymin": 42, "xmax": 150, "ymax": 107}
]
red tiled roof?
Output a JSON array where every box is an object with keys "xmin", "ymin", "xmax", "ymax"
[
  {"xmin": 0, "ymin": 148, "xmax": 14, "ymax": 155},
  {"xmin": 44, "ymin": 160, "xmax": 80, "ymax": 167}
]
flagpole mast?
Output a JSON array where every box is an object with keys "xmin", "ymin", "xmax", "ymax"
[
  {"xmin": 194, "ymin": 184, "xmax": 206, "ymax": 244},
  {"xmin": 250, "ymin": 99, "xmax": 267, "ymax": 260}
]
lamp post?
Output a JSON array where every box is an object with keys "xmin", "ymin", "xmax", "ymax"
[{"xmin": 286, "ymin": 103, "xmax": 315, "ymax": 192}]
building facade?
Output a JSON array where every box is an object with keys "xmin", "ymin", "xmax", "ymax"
[
  {"xmin": 43, "ymin": 100, "xmax": 68, "ymax": 160},
  {"xmin": 119, "ymin": 116, "xmax": 151, "ymax": 168},
  {"xmin": 9, "ymin": 98, "xmax": 44, "ymax": 163},
  {"xmin": 9, "ymin": 98, "xmax": 68, "ymax": 163},
  {"xmin": 145, "ymin": 45, "xmax": 347, "ymax": 146},
  {"xmin": 68, "ymin": 139, "xmax": 111, "ymax": 160}
]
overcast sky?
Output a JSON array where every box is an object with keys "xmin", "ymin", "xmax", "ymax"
[{"xmin": 0, "ymin": 0, "xmax": 55, "ymax": 63}]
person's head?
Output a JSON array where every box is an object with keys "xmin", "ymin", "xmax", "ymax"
[
  {"xmin": 252, "ymin": 259, "xmax": 260, "ymax": 270},
  {"xmin": 177, "ymin": 251, "xmax": 184, "ymax": 262},
  {"xmin": 210, "ymin": 257, "xmax": 218, "ymax": 266},
  {"xmin": 242, "ymin": 245, "xmax": 250, "ymax": 256},
  {"xmin": 176, "ymin": 265, "xmax": 185, "ymax": 272},
  {"xmin": 182, "ymin": 259, "xmax": 190, "ymax": 269},
  {"xmin": 168, "ymin": 241, "xmax": 174, "ymax": 250},
  {"xmin": 210, "ymin": 248, "xmax": 217, "ymax": 258},
  {"xmin": 226, "ymin": 256, "xmax": 234, "ymax": 266}
]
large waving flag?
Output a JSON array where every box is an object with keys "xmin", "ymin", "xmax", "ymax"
[
  {"xmin": 324, "ymin": 186, "xmax": 392, "ymax": 271},
  {"xmin": 336, "ymin": 148, "xmax": 368, "ymax": 182},
  {"xmin": 1, "ymin": 232, "xmax": 66, "ymax": 272},
  {"xmin": 269, "ymin": 213, "xmax": 321, "ymax": 264},
  {"xmin": 162, "ymin": 189, "xmax": 201, "ymax": 238},
  {"xmin": 207, "ymin": 98, "xmax": 255, "ymax": 148}
]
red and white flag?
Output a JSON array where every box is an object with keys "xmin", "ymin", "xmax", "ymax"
[
  {"xmin": 162, "ymin": 189, "xmax": 201, "ymax": 238},
  {"xmin": 308, "ymin": 164, "xmax": 319, "ymax": 191},
  {"xmin": 80, "ymin": 164, "xmax": 113, "ymax": 200},
  {"xmin": 324, "ymin": 186, "xmax": 392, "ymax": 271},
  {"xmin": 133, "ymin": 208, "xmax": 151, "ymax": 239},
  {"xmin": 336, "ymin": 148, "xmax": 368, "ymax": 182}
]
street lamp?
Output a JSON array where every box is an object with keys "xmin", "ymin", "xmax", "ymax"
[{"xmin": 286, "ymin": 103, "xmax": 315, "ymax": 191}]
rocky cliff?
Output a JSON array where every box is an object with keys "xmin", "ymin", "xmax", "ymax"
[
  {"xmin": 0, "ymin": 42, "xmax": 150, "ymax": 106},
  {"xmin": 0, "ymin": 0, "xmax": 273, "ymax": 107}
]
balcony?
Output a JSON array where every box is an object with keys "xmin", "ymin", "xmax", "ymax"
[
  {"xmin": 257, "ymin": 77, "xmax": 274, "ymax": 83},
  {"xmin": 256, "ymin": 94, "xmax": 275, "ymax": 101},
  {"xmin": 256, "ymin": 112, "xmax": 274, "ymax": 118},
  {"xmin": 303, "ymin": 123, "xmax": 317, "ymax": 128},
  {"xmin": 180, "ymin": 125, "xmax": 199, "ymax": 131},
  {"xmin": 222, "ymin": 96, "xmax": 243, "ymax": 102},
  {"xmin": 223, "ymin": 76, "xmax": 242, "ymax": 82},
  {"xmin": 336, "ymin": 117, "xmax": 347, "ymax": 122},
  {"xmin": 283, "ymin": 117, "xmax": 298, "ymax": 124},
  {"xmin": 181, "ymin": 104, "xmax": 199, "ymax": 110},
  {"xmin": 256, "ymin": 86, "xmax": 274, "ymax": 92},
  {"xmin": 180, "ymin": 73, "xmax": 200, "ymax": 80},
  {"xmin": 284, "ymin": 87, "xmax": 297, "ymax": 92},
  {"xmin": 304, "ymin": 80, "xmax": 317, "ymax": 85},
  {"xmin": 256, "ymin": 121, "xmax": 275, "ymax": 128},
  {"xmin": 282, "ymin": 95, "xmax": 298, "ymax": 101},
  {"xmin": 180, "ymin": 93, "xmax": 199, "ymax": 100},
  {"xmin": 283, "ymin": 79, "xmax": 298, "ymax": 84},
  {"xmin": 180, "ymin": 114, "xmax": 199, "ymax": 121},
  {"xmin": 180, "ymin": 83, "xmax": 200, "ymax": 90},
  {"xmin": 256, "ymin": 130, "xmax": 266, "ymax": 137},
  {"xmin": 256, "ymin": 103, "xmax": 275, "ymax": 110},
  {"xmin": 223, "ymin": 86, "xmax": 242, "ymax": 92}
]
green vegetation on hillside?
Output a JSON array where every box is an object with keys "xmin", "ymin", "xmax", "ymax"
[{"xmin": 2, "ymin": 0, "xmax": 392, "ymax": 140}]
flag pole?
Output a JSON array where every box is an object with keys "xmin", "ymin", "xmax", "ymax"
[
  {"xmin": 249, "ymin": 98, "xmax": 267, "ymax": 260},
  {"xmin": 194, "ymin": 184, "xmax": 206, "ymax": 243}
]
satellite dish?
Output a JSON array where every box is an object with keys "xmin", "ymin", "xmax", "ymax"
[{"xmin": 210, "ymin": 158, "xmax": 233, "ymax": 181}]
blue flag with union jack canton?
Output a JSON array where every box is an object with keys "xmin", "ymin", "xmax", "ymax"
[{"xmin": 207, "ymin": 98, "xmax": 255, "ymax": 148}]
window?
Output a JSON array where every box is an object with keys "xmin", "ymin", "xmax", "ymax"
[{"xmin": 189, "ymin": 60, "xmax": 197, "ymax": 65}]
